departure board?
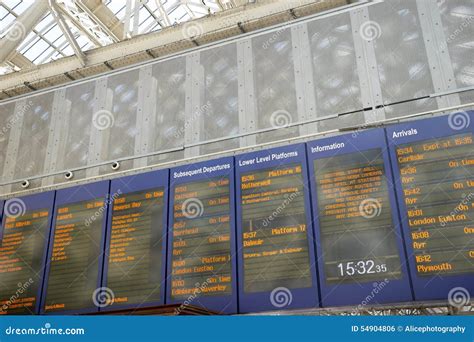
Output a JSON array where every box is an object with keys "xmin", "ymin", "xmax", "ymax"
[
  {"xmin": 313, "ymin": 149, "xmax": 402, "ymax": 284},
  {"xmin": 104, "ymin": 171, "xmax": 168, "ymax": 309},
  {"xmin": 236, "ymin": 145, "xmax": 318, "ymax": 312},
  {"xmin": 43, "ymin": 182, "xmax": 108, "ymax": 314},
  {"xmin": 167, "ymin": 158, "xmax": 237, "ymax": 313},
  {"xmin": 394, "ymin": 133, "xmax": 474, "ymax": 276},
  {"xmin": 387, "ymin": 112, "xmax": 474, "ymax": 300},
  {"xmin": 0, "ymin": 193, "xmax": 54, "ymax": 315},
  {"xmin": 240, "ymin": 163, "xmax": 312, "ymax": 292},
  {"xmin": 396, "ymin": 133, "xmax": 474, "ymax": 277},
  {"xmin": 307, "ymin": 130, "xmax": 412, "ymax": 306}
]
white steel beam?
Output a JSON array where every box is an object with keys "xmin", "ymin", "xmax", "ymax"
[
  {"xmin": 77, "ymin": 0, "xmax": 125, "ymax": 42},
  {"xmin": 50, "ymin": 0, "xmax": 87, "ymax": 66},
  {"xmin": 0, "ymin": 1, "xmax": 50, "ymax": 64}
]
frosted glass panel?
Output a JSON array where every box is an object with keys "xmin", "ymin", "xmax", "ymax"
[
  {"xmin": 252, "ymin": 28, "xmax": 299, "ymax": 144},
  {"xmin": 14, "ymin": 92, "xmax": 53, "ymax": 179},
  {"xmin": 0, "ymin": 102, "xmax": 16, "ymax": 181},
  {"xmin": 148, "ymin": 56, "xmax": 186, "ymax": 165},
  {"xmin": 200, "ymin": 43, "xmax": 239, "ymax": 154}
]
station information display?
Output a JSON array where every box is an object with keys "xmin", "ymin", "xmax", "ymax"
[
  {"xmin": 102, "ymin": 171, "xmax": 169, "ymax": 310},
  {"xmin": 41, "ymin": 181, "xmax": 109, "ymax": 314},
  {"xmin": 387, "ymin": 111, "xmax": 474, "ymax": 300},
  {"xmin": 236, "ymin": 144, "xmax": 319, "ymax": 312},
  {"xmin": 167, "ymin": 158, "xmax": 237, "ymax": 313},
  {"xmin": 307, "ymin": 129, "xmax": 412, "ymax": 306},
  {"xmin": 0, "ymin": 193, "xmax": 54, "ymax": 315}
]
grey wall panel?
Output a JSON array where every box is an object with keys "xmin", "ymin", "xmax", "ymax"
[
  {"xmin": 147, "ymin": 56, "xmax": 186, "ymax": 166},
  {"xmin": 438, "ymin": 0, "xmax": 474, "ymax": 89},
  {"xmin": 0, "ymin": 102, "xmax": 16, "ymax": 182},
  {"xmin": 102, "ymin": 69, "xmax": 140, "ymax": 172},
  {"xmin": 13, "ymin": 92, "xmax": 54, "ymax": 181},
  {"xmin": 60, "ymin": 81, "xmax": 97, "ymax": 171},
  {"xmin": 251, "ymin": 28, "xmax": 299, "ymax": 144},
  {"xmin": 199, "ymin": 43, "xmax": 240, "ymax": 155},
  {"xmin": 384, "ymin": 97, "xmax": 439, "ymax": 120},
  {"xmin": 307, "ymin": 12, "xmax": 364, "ymax": 132},
  {"xmin": 370, "ymin": 1, "xmax": 434, "ymax": 105}
]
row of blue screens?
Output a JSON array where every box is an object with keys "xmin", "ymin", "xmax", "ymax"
[{"xmin": 0, "ymin": 111, "xmax": 473, "ymax": 315}]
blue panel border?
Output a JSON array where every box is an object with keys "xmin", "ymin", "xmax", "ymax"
[
  {"xmin": 166, "ymin": 157, "xmax": 238, "ymax": 314},
  {"xmin": 385, "ymin": 111, "xmax": 474, "ymax": 301},
  {"xmin": 235, "ymin": 143, "xmax": 320, "ymax": 313},
  {"xmin": 40, "ymin": 181, "xmax": 110, "ymax": 315},
  {"xmin": 306, "ymin": 129, "xmax": 413, "ymax": 307},
  {"xmin": 100, "ymin": 170, "xmax": 169, "ymax": 312}
]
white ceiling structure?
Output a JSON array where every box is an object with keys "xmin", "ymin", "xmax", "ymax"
[
  {"xmin": 0, "ymin": 0, "xmax": 349, "ymax": 99},
  {"xmin": 0, "ymin": 0, "xmax": 239, "ymax": 75}
]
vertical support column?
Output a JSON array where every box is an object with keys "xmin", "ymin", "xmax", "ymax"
[
  {"xmin": 42, "ymin": 89, "xmax": 66, "ymax": 187},
  {"xmin": 350, "ymin": 6, "xmax": 385, "ymax": 123},
  {"xmin": 1, "ymin": 99, "xmax": 27, "ymax": 193},
  {"xmin": 292, "ymin": 23, "xmax": 318, "ymax": 136},
  {"xmin": 134, "ymin": 65, "xmax": 156, "ymax": 168},
  {"xmin": 416, "ymin": 0, "xmax": 460, "ymax": 108},
  {"xmin": 184, "ymin": 52, "xmax": 202, "ymax": 158},
  {"xmin": 86, "ymin": 78, "xmax": 109, "ymax": 178},
  {"xmin": 237, "ymin": 39, "xmax": 257, "ymax": 147}
]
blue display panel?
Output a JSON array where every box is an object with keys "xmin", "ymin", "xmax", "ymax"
[
  {"xmin": 235, "ymin": 144, "xmax": 319, "ymax": 313},
  {"xmin": 101, "ymin": 170, "xmax": 169, "ymax": 311},
  {"xmin": 167, "ymin": 157, "xmax": 237, "ymax": 314},
  {"xmin": 0, "ymin": 192, "xmax": 55, "ymax": 315},
  {"xmin": 306, "ymin": 129, "xmax": 412, "ymax": 307},
  {"xmin": 41, "ymin": 181, "xmax": 110, "ymax": 314},
  {"xmin": 386, "ymin": 111, "xmax": 474, "ymax": 301}
]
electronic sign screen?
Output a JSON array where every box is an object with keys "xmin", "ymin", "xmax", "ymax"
[
  {"xmin": 102, "ymin": 170, "xmax": 168, "ymax": 310},
  {"xmin": 307, "ymin": 129, "xmax": 412, "ymax": 306},
  {"xmin": 167, "ymin": 157, "xmax": 237, "ymax": 314},
  {"xmin": 0, "ymin": 193, "xmax": 54, "ymax": 315},
  {"xmin": 41, "ymin": 181, "xmax": 109, "ymax": 314},
  {"xmin": 387, "ymin": 111, "xmax": 474, "ymax": 300},
  {"xmin": 236, "ymin": 144, "xmax": 319, "ymax": 312}
]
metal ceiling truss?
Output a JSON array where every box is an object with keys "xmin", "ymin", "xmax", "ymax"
[{"xmin": 0, "ymin": 0, "xmax": 350, "ymax": 99}]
